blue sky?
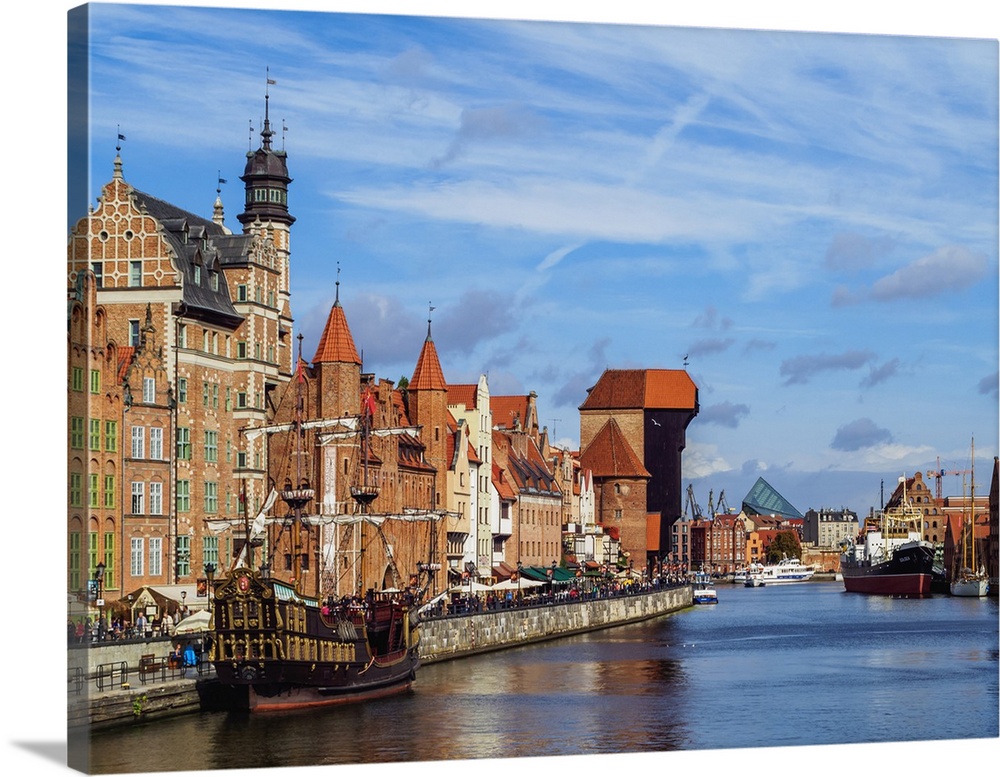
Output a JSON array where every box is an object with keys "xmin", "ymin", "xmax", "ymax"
[{"xmin": 73, "ymin": 1, "xmax": 998, "ymax": 517}]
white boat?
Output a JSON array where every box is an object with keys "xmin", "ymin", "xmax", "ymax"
[
  {"xmin": 692, "ymin": 571, "xmax": 719, "ymax": 604},
  {"xmin": 742, "ymin": 563, "xmax": 765, "ymax": 587},
  {"xmin": 746, "ymin": 557, "xmax": 814, "ymax": 586},
  {"xmin": 951, "ymin": 438, "xmax": 989, "ymax": 598}
]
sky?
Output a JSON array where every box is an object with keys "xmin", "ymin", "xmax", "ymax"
[
  {"xmin": 5, "ymin": 2, "xmax": 997, "ymax": 776},
  {"xmin": 68, "ymin": 1, "xmax": 999, "ymax": 518}
]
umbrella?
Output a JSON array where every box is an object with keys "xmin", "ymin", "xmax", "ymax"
[
  {"xmin": 448, "ymin": 581, "xmax": 493, "ymax": 593},
  {"xmin": 174, "ymin": 610, "xmax": 211, "ymax": 633},
  {"xmin": 491, "ymin": 578, "xmax": 543, "ymax": 590}
]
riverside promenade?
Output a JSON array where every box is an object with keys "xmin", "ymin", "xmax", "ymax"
[{"xmin": 69, "ymin": 583, "xmax": 693, "ymax": 731}]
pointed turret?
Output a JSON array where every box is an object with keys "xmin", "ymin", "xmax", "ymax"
[
  {"xmin": 237, "ymin": 75, "xmax": 294, "ymax": 230},
  {"xmin": 409, "ymin": 315, "xmax": 447, "ymax": 391},
  {"xmin": 407, "ymin": 307, "xmax": 448, "ymax": 505},
  {"xmin": 311, "ymin": 277, "xmax": 361, "ymax": 419},
  {"xmin": 312, "ymin": 280, "xmax": 361, "ymax": 366}
]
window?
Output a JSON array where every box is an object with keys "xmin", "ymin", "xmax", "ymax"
[
  {"xmin": 176, "ymin": 427, "xmax": 191, "ymax": 460},
  {"xmin": 203, "ymin": 381, "xmax": 210, "ymax": 406},
  {"xmin": 203, "ymin": 536, "xmax": 219, "ymax": 567},
  {"xmin": 89, "ymin": 474, "xmax": 99, "ymax": 508},
  {"xmin": 212, "ymin": 384, "xmax": 219, "ymax": 409},
  {"xmin": 103, "ymin": 534, "xmax": 115, "ymax": 589},
  {"xmin": 149, "ymin": 427, "xmax": 163, "ymax": 460},
  {"xmin": 72, "ymin": 367, "xmax": 84, "ymax": 391},
  {"xmin": 193, "ymin": 265, "xmax": 201, "ymax": 285},
  {"xmin": 129, "ymin": 320, "xmax": 140, "ymax": 347},
  {"xmin": 254, "ymin": 342, "xmax": 261, "ymax": 360},
  {"xmin": 131, "ymin": 481, "xmax": 145, "ymax": 514},
  {"xmin": 178, "ymin": 324, "xmax": 187, "ymax": 348},
  {"xmin": 149, "ymin": 537, "xmax": 162, "ymax": 577},
  {"xmin": 204, "ymin": 430, "xmax": 218, "ymax": 462},
  {"xmin": 70, "ymin": 417, "xmax": 84, "ymax": 449},
  {"xmin": 129, "ymin": 261, "xmax": 142, "ymax": 287},
  {"xmin": 69, "ymin": 473, "xmax": 82, "ymax": 507},
  {"xmin": 69, "ymin": 533, "xmax": 82, "ymax": 591},
  {"xmin": 91, "ymin": 261, "xmax": 103, "ymax": 288},
  {"xmin": 237, "ymin": 341, "xmax": 247, "ymax": 359},
  {"xmin": 237, "ymin": 451, "xmax": 248, "ymax": 468},
  {"xmin": 204, "ymin": 481, "xmax": 218, "ymax": 514},
  {"xmin": 237, "ymin": 391, "xmax": 247, "ymax": 408},
  {"xmin": 143, "ymin": 377, "xmax": 155, "ymax": 403},
  {"xmin": 103, "ymin": 475, "xmax": 115, "ymax": 509},
  {"xmin": 149, "ymin": 482, "xmax": 163, "ymax": 515},
  {"xmin": 202, "ymin": 330, "xmax": 210, "ymax": 351},
  {"xmin": 237, "ymin": 284, "xmax": 247, "ymax": 301},
  {"xmin": 176, "ymin": 535, "xmax": 190, "ymax": 577},
  {"xmin": 176, "ymin": 480, "xmax": 190, "ymax": 512},
  {"xmin": 90, "ymin": 369, "xmax": 101, "ymax": 394},
  {"xmin": 89, "ymin": 419, "xmax": 101, "ymax": 451},
  {"xmin": 131, "ymin": 426, "xmax": 145, "ymax": 459},
  {"xmin": 104, "ymin": 420, "xmax": 117, "ymax": 452},
  {"xmin": 131, "ymin": 538, "xmax": 144, "ymax": 577},
  {"xmin": 210, "ymin": 271, "xmax": 219, "ymax": 291},
  {"xmin": 177, "ymin": 378, "xmax": 187, "ymax": 404},
  {"xmin": 225, "ymin": 388, "xmax": 232, "ymax": 411}
]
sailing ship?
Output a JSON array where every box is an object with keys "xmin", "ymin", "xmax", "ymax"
[
  {"xmin": 206, "ymin": 344, "xmax": 441, "ymax": 711},
  {"xmin": 951, "ymin": 439, "xmax": 989, "ymax": 598},
  {"xmin": 840, "ymin": 475, "xmax": 936, "ymax": 596}
]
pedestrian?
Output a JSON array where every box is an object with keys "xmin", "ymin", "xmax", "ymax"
[
  {"xmin": 135, "ymin": 611, "xmax": 147, "ymax": 638},
  {"xmin": 182, "ymin": 642, "xmax": 198, "ymax": 667}
]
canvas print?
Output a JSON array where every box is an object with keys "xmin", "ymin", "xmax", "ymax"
[{"xmin": 64, "ymin": 2, "xmax": 998, "ymax": 775}]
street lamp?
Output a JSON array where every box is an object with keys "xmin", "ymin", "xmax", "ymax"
[
  {"xmin": 204, "ymin": 562, "xmax": 216, "ymax": 610},
  {"xmin": 95, "ymin": 561, "xmax": 106, "ymax": 641}
]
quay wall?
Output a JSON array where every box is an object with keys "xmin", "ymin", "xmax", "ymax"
[
  {"xmin": 418, "ymin": 585, "xmax": 690, "ymax": 664},
  {"xmin": 69, "ymin": 586, "xmax": 692, "ymax": 730}
]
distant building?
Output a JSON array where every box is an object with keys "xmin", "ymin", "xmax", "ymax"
[
  {"xmin": 803, "ymin": 508, "xmax": 859, "ymax": 548},
  {"xmin": 742, "ymin": 477, "xmax": 802, "ymax": 520}
]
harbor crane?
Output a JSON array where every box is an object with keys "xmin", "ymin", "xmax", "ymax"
[{"xmin": 685, "ymin": 484, "xmax": 704, "ymax": 520}]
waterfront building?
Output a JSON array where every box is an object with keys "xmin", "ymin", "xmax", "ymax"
[
  {"xmin": 741, "ymin": 477, "xmax": 803, "ymax": 520},
  {"xmin": 578, "ymin": 369, "xmax": 699, "ymax": 570},
  {"xmin": 68, "ymin": 100, "xmax": 295, "ymax": 607},
  {"xmin": 802, "ymin": 507, "xmax": 859, "ymax": 547},
  {"xmin": 689, "ymin": 514, "xmax": 747, "ymax": 575}
]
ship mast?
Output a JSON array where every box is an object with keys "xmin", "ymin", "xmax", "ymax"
[{"xmin": 280, "ymin": 334, "xmax": 315, "ymax": 592}]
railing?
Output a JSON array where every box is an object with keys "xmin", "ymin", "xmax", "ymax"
[
  {"xmin": 95, "ymin": 661, "xmax": 128, "ymax": 692},
  {"xmin": 68, "ymin": 665, "xmax": 84, "ymax": 696}
]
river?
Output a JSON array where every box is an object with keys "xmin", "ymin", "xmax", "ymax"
[{"xmin": 87, "ymin": 581, "xmax": 998, "ymax": 773}]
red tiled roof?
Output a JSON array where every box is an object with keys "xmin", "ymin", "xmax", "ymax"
[
  {"xmin": 579, "ymin": 369, "xmax": 697, "ymax": 410},
  {"xmin": 117, "ymin": 346, "xmax": 136, "ymax": 382},
  {"xmin": 312, "ymin": 301, "xmax": 361, "ymax": 365},
  {"xmin": 492, "ymin": 461, "xmax": 518, "ymax": 501},
  {"xmin": 579, "ymin": 418, "xmax": 650, "ymax": 478},
  {"xmin": 410, "ymin": 336, "xmax": 447, "ymax": 390},
  {"xmin": 491, "ymin": 395, "xmax": 529, "ymax": 429},
  {"xmin": 447, "ymin": 384, "xmax": 477, "ymax": 409}
]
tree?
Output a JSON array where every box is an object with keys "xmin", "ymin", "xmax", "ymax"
[{"xmin": 766, "ymin": 530, "xmax": 801, "ymax": 563}]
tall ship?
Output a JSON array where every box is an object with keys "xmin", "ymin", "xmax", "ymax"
[
  {"xmin": 951, "ymin": 439, "xmax": 989, "ymax": 598},
  {"xmin": 206, "ymin": 347, "xmax": 439, "ymax": 711},
  {"xmin": 840, "ymin": 475, "xmax": 936, "ymax": 596},
  {"xmin": 744, "ymin": 557, "xmax": 814, "ymax": 586}
]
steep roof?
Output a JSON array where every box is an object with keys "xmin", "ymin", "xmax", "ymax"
[
  {"xmin": 491, "ymin": 395, "xmax": 530, "ymax": 430},
  {"xmin": 447, "ymin": 384, "xmax": 478, "ymax": 409},
  {"xmin": 579, "ymin": 418, "xmax": 650, "ymax": 479},
  {"xmin": 312, "ymin": 299, "xmax": 361, "ymax": 365},
  {"xmin": 579, "ymin": 368, "xmax": 697, "ymax": 411},
  {"xmin": 742, "ymin": 477, "xmax": 802, "ymax": 519},
  {"xmin": 410, "ymin": 334, "xmax": 447, "ymax": 390}
]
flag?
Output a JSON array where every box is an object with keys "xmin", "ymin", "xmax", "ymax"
[
  {"xmin": 363, "ymin": 389, "xmax": 376, "ymax": 417},
  {"xmin": 267, "ymin": 78, "xmax": 276, "ymax": 85},
  {"xmin": 118, "ymin": 133, "xmax": 126, "ymax": 141},
  {"xmin": 218, "ymin": 177, "xmax": 227, "ymax": 185}
]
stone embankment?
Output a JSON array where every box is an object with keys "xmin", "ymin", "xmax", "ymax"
[
  {"xmin": 418, "ymin": 585, "xmax": 690, "ymax": 663},
  {"xmin": 69, "ymin": 585, "xmax": 692, "ymax": 730}
]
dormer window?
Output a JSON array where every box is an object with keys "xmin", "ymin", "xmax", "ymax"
[
  {"xmin": 193, "ymin": 265, "xmax": 201, "ymax": 285},
  {"xmin": 210, "ymin": 271, "xmax": 219, "ymax": 291}
]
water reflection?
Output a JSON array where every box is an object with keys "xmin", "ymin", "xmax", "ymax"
[{"xmin": 89, "ymin": 584, "xmax": 998, "ymax": 773}]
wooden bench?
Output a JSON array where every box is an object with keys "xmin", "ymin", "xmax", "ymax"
[{"xmin": 138, "ymin": 653, "xmax": 166, "ymax": 683}]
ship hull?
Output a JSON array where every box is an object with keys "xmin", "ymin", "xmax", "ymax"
[
  {"xmin": 841, "ymin": 542, "xmax": 935, "ymax": 596},
  {"xmin": 215, "ymin": 650, "xmax": 420, "ymax": 712},
  {"xmin": 950, "ymin": 577, "xmax": 989, "ymax": 597}
]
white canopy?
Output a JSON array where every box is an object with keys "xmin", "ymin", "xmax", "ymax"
[
  {"xmin": 174, "ymin": 609, "xmax": 212, "ymax": 633},
  {"xmin": 491, "ymin": 578, "xmax": 543, "ymax": 590},
  {"xmin": 448, "ymin": 581, "xmax": 493, "ymax": 593}
]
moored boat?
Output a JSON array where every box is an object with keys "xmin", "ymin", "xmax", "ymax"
[
  {"xmin": 950, "ymin": 438, "xmax": 989, "ymax": 598},
  {"xmin": 207, "ymin": 352, "xmax": 434, "ymax": 711},
  {"xmin": 692, "ymin": 571, "xmax": 718, "ymax": 604},
  {"xmin": 840, "ymin": 475, "xmax": 935, "ymax": 597},
  {"xmin": 746, "ymin": 557, "xmax": 814, "ymax": 586}
]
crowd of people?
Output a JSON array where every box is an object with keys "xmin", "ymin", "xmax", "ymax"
[
  {"xmin": 67, "ymin": 606, "xmax": 194, "ymax": 644},
  {"xmin": 420, "ymin": 571, "xmax": 687, "ymax": 620}
]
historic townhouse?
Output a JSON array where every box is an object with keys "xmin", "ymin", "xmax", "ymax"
[
  {"xmin": 448, "ymin": 378, "xmax": 495, "ymax": 579},
  {"xmin": 68, "ymin": 97, "xmax": 296, "ymax": 605}
]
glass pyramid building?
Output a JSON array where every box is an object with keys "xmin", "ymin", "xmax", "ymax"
[{"xmin": 742, "ymin": 477, "xmax": 802, "ymax": 519}]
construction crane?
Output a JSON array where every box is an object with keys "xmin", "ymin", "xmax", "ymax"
[
  {"xmin": 717, "ymin": 490, "xmax": 732, "ymax": 515},
  {"xmin": 685, "ymin": 484, "xmax": 704, "ymax": 520},
  {"xmin": 926, "ymin": 457, "xmax": 971, "ymax": 500}
]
